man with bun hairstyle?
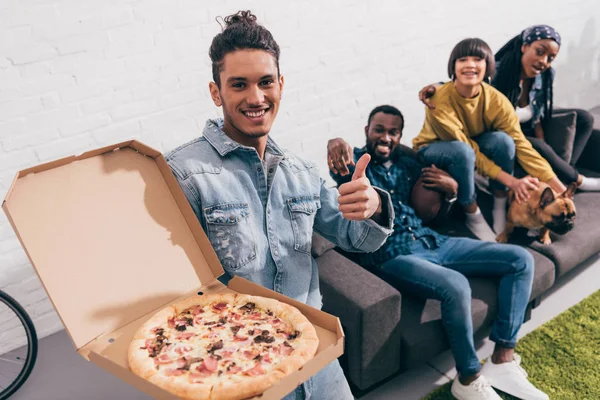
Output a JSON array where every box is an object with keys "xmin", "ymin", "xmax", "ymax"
[{"xmin": 166, "ymin": 10, "xmax": 395, "ymax": 399}]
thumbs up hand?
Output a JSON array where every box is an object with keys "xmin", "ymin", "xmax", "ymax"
[{"xmin": 337, "ymin": 154, "xmax": 382, "ymax": 221}]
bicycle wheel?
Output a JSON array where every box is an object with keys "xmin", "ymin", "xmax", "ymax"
[{"xmin": 0, "ymin": 291, "xmax": 38, "ymax": 400}]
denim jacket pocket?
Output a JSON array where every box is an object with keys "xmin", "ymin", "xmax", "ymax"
[
  {"xmin": 287, "ymin": 195, "xmax": 321, "ymax": 254},
  {"xmin": 204, "ymin": 202, "xmax": 257, "ymax": 270}
]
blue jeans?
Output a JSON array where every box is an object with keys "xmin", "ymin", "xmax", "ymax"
[
  {"xmin": 381, "ymin": 237, "xmax": 534, "ymax": 377},
  {"xmin": 283, "ymin": 359, "xmax": 353, "ymax": 400},
  {"xmin": 418, "ymin": 131, "xmax": 516, "ymax": 206}
]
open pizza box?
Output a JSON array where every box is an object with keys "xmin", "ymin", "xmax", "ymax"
[{"xmin": 2, "ymin": 140, "xmax": 344, "ymax": 399}]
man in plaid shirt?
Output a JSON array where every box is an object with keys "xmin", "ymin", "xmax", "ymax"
[
  {"xmin": 328, "ymin": 105, "xmax": 456, "ymax": 266},
  {"xmin": 328, "ymin": 105, "xmax": 548, "ymax": 400}
]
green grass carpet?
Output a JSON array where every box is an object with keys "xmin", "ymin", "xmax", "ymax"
[{"xmin": 422, "ymin": 290, "xmax": 600, "ymax": 400}]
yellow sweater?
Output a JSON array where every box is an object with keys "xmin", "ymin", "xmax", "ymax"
[{"xmin": 413, "ymin": 82, "xmax": 556, "ymax": 182}]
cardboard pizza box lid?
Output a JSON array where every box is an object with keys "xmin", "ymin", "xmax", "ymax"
[{"xmin": 2, "ymin": 141, "xmax": 224, "ymax": 350}]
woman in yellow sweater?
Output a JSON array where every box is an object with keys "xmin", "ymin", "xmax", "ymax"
[{"xmin": 413, "ymin": 38, "xmax": 565, "ymax": 241}]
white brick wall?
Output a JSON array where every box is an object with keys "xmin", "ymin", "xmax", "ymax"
[{"xmin": 1, "ymin": 0, "xmax": 599, "ymax": 347}]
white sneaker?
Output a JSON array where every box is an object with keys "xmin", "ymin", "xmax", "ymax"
[
  {"xmin": 481, "ymin": 357, "xmax": 549, "ymax": 400},
  {"xmin": 450, "ymin": 375, "xmax": 502, "ymax": 400},
  {"xmin": 513, "ymin": 353, "xmax": 528, "ymax": 377}
]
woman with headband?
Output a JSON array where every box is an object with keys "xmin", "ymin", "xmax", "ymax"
[{"xmin": 493, "ymin": 25, "xmax": 598, "ymax": 191}]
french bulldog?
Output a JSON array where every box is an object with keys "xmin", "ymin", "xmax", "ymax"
[{"xmin": 496, "ymin": 182, "xmax": 577, "ymax": 245}]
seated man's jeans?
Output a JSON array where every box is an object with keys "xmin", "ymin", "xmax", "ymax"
[
  {"xmin": 418, "ymin": 131, "xmax": 516, "ymax": 206},
  {"xmin": 284, "ymin": 359, "xmax": 353, "ymax": 400},
  {"xmin": 380, "ymin": 237, "xmax": 534, "ymax": 377}
]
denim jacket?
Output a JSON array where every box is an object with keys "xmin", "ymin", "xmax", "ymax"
[
  {"xmin": 493, "ymin": 60, "xmax": 555, "ymax": 132},
  {"xmin": 166, "ymin": 119, "xmax": 394, "ymax": 310}
]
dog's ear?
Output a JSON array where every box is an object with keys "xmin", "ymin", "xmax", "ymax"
[
  {"xmin": 561, "ymin": 182, "xmax": 577, "ymax": 199},
  {"xmin": 539, "ymin": 187, "xmax": 555, "ymax": 209}
]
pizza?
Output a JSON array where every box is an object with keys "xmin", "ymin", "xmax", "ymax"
[{"xmin": 128, "ymin": 293, "xmax": 319, "ymax": 400}]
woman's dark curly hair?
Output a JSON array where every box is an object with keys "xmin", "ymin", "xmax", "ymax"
[{"xmin": 209, "ymin": 10, "xmax": 280, "ymax": 87}]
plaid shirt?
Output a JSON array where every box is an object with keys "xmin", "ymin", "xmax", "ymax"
[{"xmin": 331, "ymin": 147, "xmax": 448, "ymax": 266}]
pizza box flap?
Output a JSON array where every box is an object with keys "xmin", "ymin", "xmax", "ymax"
[{"xmin": 2, "ymin": 141, "xmax": 225, "ymax": 351}]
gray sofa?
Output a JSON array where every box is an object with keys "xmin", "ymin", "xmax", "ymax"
[{"xmin": 313, "ymin": 106, "xmax": 600, "ymax": 393}]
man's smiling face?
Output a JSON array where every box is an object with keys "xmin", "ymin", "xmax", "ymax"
[
  {"xmin": 209, "ymin": 49, "xmax": 284, "ymax": 145},
  {"xmin": 365, "ymin": 112, "xmax": 403, "ymax": 163}
]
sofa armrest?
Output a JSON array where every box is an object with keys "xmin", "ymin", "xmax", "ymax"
[
  {"xmin": 316, "ymin": 248, "xmax": 402, "ymax": 390},
  {"xmin": 311, "ymin": 232, "xmax": 336, "ymax": 258}
]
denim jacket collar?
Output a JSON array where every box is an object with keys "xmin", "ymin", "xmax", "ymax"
[{"xmin": 203, "ymin": 118, "xmax": 286, "ymax": 158}]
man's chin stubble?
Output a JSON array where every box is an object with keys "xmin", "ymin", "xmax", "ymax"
[{"xmin": 244, "ymin": 130, "xmax": 269, "ymax": 138}]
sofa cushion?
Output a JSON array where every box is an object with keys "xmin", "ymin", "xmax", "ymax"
[
  {"xmin": 578, "ymin": 167, "xmax": 600, "ymax": 179},
  {"xmin": 576, "ymin": 107, "xmax": 600, "ymax": 172},
  {"xmin": 544, "ymin": 110, "xmax": 577, "ymax": 164}
]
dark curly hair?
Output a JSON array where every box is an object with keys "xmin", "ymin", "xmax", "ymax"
[
  {"xmin": 209, "ymin": 10, "xmax": 281, "ymax": 87},
  {"xmin": 447, "ymin": 38, "xmax": 495, "ymax": 82}
]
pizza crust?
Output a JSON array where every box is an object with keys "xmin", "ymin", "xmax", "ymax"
[
  {"xmin": 210, "ymin": 369, "xmax": 286, "ymax": 400},
  {"xmin": 148, "ymin": 371, "xmax": 212, "ymax": 400},
  {"xmin": 171, "ymin": 293, "xmax": 237, "ymax": 314},
  {"xmin": 128, "ymin": 339, "xmax": 158, "ymax": 380},
  {"xmin": 236, "ymin": 294, "xmax": 281, "ymax": 314}
]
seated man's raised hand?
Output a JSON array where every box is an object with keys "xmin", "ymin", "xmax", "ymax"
[{"xmin": 327, "ymin": 138, "xmax": 355, "ymax": 176}]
